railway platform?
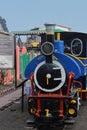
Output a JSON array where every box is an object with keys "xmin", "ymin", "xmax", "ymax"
[
  {"xmin": 0, "ymin": 87, "xmax": 21, "ymax": 109},
  {"xmin": 0, "ymin": 86, "xmax": 33, "ymax": 130}
]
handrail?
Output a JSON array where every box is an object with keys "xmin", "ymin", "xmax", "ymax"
[
  {"xmin": 16, "ymin": 79, "xmax": 28, "ymax": 89},
  {"xmin": 16, "ymin": 78, "xmax": 28, "ymax": 112}
]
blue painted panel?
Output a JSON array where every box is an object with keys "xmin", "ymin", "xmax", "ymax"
[
  {"xmin": 24, "ymin": 55, "xmax": 45, "ymax": 79},
  {"xmin": 54, "ymin": 51, "xmax": 83, "ymax": 79}
]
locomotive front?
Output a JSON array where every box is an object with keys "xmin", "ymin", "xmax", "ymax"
[
  {"xmin": 25, "ymin": 24, "xmax": 82, "ymax": 127},
  {"xmin": 34, "ymin": 41, "xmax": 66, "ymax": 92}
]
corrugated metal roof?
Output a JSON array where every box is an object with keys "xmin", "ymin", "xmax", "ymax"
[
  {"xmin": 11, "ymin": 24, "xmax": 71, "ymax": 35},
  {"xmin": 11, "ymin": 30, "xmax": 45, "ymax": 35},
  {"xmin": 12, "ymin": 29, "xmax": 66, "ymax": 35}
]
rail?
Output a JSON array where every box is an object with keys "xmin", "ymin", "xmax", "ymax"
[{"xmin": 16, "ymin": 78, "xmax": 28, "ymax": 112}]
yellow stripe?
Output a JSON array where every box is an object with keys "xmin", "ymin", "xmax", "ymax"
[
  {"xmin": 66, "ymin": 53, "xmax": 87, "ymax": 66},
  {"xmin": 78, "ymin": 57, "xmax": 87, "ymax": 60}
]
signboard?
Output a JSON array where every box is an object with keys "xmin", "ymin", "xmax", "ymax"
[{"xmin": 0, "ymin": 34, "xmax": 15, "ymax": 69}]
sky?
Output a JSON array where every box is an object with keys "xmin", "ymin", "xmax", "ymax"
[{"xmin": 0, "ymin": 0, "xmax": 87, "ymax": 33}]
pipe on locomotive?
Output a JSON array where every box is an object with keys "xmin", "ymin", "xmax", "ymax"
[{"xmin": 41, "ymin": 24, "xmax": 56, "ymax": 63}]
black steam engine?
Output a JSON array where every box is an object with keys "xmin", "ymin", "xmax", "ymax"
[{"xmin": 25, "ymin": 24, "xmax": 87, "ymax": 127}]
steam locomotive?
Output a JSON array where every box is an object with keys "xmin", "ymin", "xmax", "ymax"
[{"xmin": 25, "ymin": 24, "xmax": 87, "ymax": 127}]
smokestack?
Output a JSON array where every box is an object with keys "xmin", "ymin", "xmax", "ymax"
[{"xmin": 44, "ymin": 23, "xmax": 55, "ymax": 43}]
